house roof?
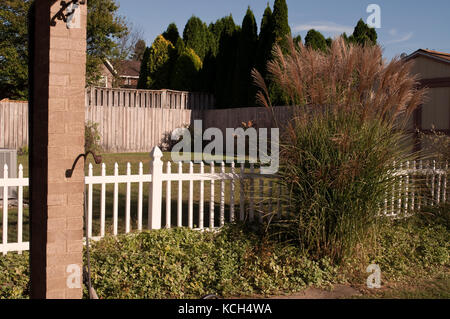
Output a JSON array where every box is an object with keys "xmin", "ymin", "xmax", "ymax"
[
  {"xmin": 116, "ymin": 60, "xmax": 141, "ymax": 78},
  {"xmin": 405, "ymin": 49, "xmax": 450, "ymax": 64},
  {"xmin": 103, "ymin": 59, "xmax": 141, "ymax": 78}
]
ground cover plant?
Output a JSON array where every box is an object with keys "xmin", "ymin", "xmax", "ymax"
[{"xmin": 0, "ymin": 210, "xmax": 448, "ymax": 299}]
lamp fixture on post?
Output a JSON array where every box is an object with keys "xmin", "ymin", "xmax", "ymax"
[{"xmin": 50, "ymin": 0, "xmax": 86, "ymax": 27}]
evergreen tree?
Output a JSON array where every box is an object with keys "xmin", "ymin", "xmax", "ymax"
[
  {"xmin": 183, "ymin": 16, "xmax": 210, "ymax": 61},
  {"xmin": 214, "ymin": 16, "xmax": 240, "ymax": 107},
  {"xmin": 175, "ymin": 38, "xmax": 186, "ymax": 56},
  {"xmin": 349, "ymin": 19, "xmax": 377, "ymax": 46},
  {"xmin": 269, "ymin": 0, "xmax": 291, "ymax": 106},
  {"xmin": 162, "ymin": 23, "xmax": 180, "ymax": 46},
  {"xmin": 171, "ymin": 48, "xmax": 203, "ymax": 91},
  {"xmin": 137, "ymin": 47, "xmax": 150, "ymax": 89},
  {"xmin": 272, "ymin": 0, "xmax": 291, "ymax": 51},
  {"xmin": 305, "ymin": 29, "xmax": 328, "ymax": 52},
  {"xmin": 236, "ymin": 7, "xmax": 258, "ymax": 106},
  {"xmin": 293, "ymin": 35, "xmax": 302, "ymax": 45},
  {"xmin": 256, "ymin": 4, "xmax": 274, "ymax": 78},
  {"xmin": 139, "ymin": 35, "xmax": 175, "ymax": 89},
  {"xmin": 208, "ymin": 15, "xmax": 235, "ymax": 57}
]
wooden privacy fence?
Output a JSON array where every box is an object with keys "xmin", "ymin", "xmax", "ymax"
[
  {"xmin": 86, "ymin": 104, "xmax": 195, "ymax": 152},
  {"xmin": 86, "ymin": 87, "xmax": 215, "ymax": 110},
  {"xmin": 1, "ymin": 150, "xmax": 448, "ymax": 255},
  {"xmin": 0, "ymin": 101, "xmax": 28, "ymax": 150}
]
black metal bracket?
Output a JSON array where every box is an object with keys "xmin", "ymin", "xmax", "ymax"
[
  {"xmin": 51, "ymin": 0, "xmax": 86, "ymax": 27},
  {"xmin": 66, "ymin": 151, "xmax": 102, "ymax": 178}
]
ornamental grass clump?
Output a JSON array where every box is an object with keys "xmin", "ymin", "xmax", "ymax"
[{"xmin": 252, "ymin": 37, "xmax": 427, "ymax": 262}]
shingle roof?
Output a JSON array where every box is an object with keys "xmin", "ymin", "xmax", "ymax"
[
  {"xmin": 116, "ymin": 60, "xmax": 141, "ymax": 77},
  {"xmin": 406, "ymin": 49, "xmax": 450, "ymax": 63}
]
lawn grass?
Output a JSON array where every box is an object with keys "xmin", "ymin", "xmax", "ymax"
[{"xmin": 1, "ymin": 152, "xmax": 276, "ymax": 243}]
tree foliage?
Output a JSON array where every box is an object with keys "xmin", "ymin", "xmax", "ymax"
[
  {"xmin": 214, "ymin": 16, "xmax": 240, "ymax": 107},
  {"xmin": 86, "ymin": 0, "xmax": 128, "ymax": 86},
  {"xmin": 162, "ymin": 23, "xmax": 181, "ymax": 46},
  {"xmin": 183, "ymin": 16, "xmax": 211, "ymax": 61},
  {"xmin": 0, "ymin": 0, "xmax": 128, "ymax": 99},
  {"xmin": 348, "ymin": 19, "xmax": 377, "ymax": 46},
  {"xmin": 256, "ymin": 4, "xmax": 274, "ymax": 79},
  {"xmin": 139, "ymin": 35, "xmax": 175, "ymax": 90},
  {"xmin": 236, "ymin": 7, "xmax": 258, "ymax": 106},
  {"xmin": 272, "ymin": 0, "xmax": 291, "ymax": 50},
  {"xmin": 171, "ymin": 48, "xmax": 202, "ymax": 91},
  {"xmin": 305, "ymin": 29, "xmax": 327, "ymax": 52},
  {"xmin": 0, "ymin": 0, "xmax": 31, "ymax": 100},
  {"xmin": 137, "ymin": 47, "xmax": 150, "ymax": 89}
]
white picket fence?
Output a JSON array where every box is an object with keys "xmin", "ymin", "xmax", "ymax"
[
  {"xmin": 386, "ymin": 160, "xmax": 448, "ymax": 217},
  {"xmin": 0, "ymin": 147, "xmax": 280, "ymax": 254},
  {"xmin": 0, "ymin": 151, "xmax": 448, "ymax": 255}
]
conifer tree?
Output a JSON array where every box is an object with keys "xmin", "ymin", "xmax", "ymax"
[
  {"xmin": 256, "ymin": 4, "xmax": 274, "ymax": 78},
  {"xmin": 269, "ymin": 0, "xmax": 291, "ymax": 106},
  {"xmin": 138, "ymin": 35, "xmax": 175, "ymax": 89},
  {"xmin": 305, "ymin": 29, "xmax": 328, "ymax": 52},
  {"xmin": 183, "ymin": 16, "xmax": 210, "ymax": 60},
  {"xmin": 171, "ymin": 48, "xmax": 202, "ymax": 91},
  {"xmin": 214, "ymin": 16, "xmax": 239, "ymax": 107},
  {"xmin": 349, "ymin": 19, "xmax": 377, "ymax": 46},
  {"xmin": 162, "ymin": 23, "xmax": 181, "ymax": 46},
  {"xmin": 272, "ymin": 0, "xmax": 291, "ymax": 51},
  {"xmin": 137, "ymin": 47, "xmax": 150, "ymax": 89},
  {"xmin": 236, "ymin": 7, "xmax": 258, "ymax": 106}
]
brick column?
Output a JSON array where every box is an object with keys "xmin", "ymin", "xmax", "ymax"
[{"xmin": 30, "ymin": 1, "xmax": 87, "ymax": 299}]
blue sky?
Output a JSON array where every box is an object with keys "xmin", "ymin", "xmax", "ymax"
[{"xmin": 116, "ymin": 0, "xmax": 450, "ymax": 60}]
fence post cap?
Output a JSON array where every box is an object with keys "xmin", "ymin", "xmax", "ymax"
[{"xmin": 150, "ymin": 146, "xmax": 163, "ymax": 159}]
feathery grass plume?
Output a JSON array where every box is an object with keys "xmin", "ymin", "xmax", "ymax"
[{"xmin": 252, "ymin": 36, "xmax": 427, "ymax": 263}]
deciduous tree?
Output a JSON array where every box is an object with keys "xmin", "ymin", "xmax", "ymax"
[{"xmin": 0, "ymin": 0, "xmax": 31, "ymax": 100}]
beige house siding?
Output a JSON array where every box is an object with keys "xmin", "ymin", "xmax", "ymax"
[
  {"xmin": 421, "ymin": 87, "xmax": 450, "ymax": 130},
  {"xmin": 409, "ymin": 56, "xmax": 450, "ymax": 79}
]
